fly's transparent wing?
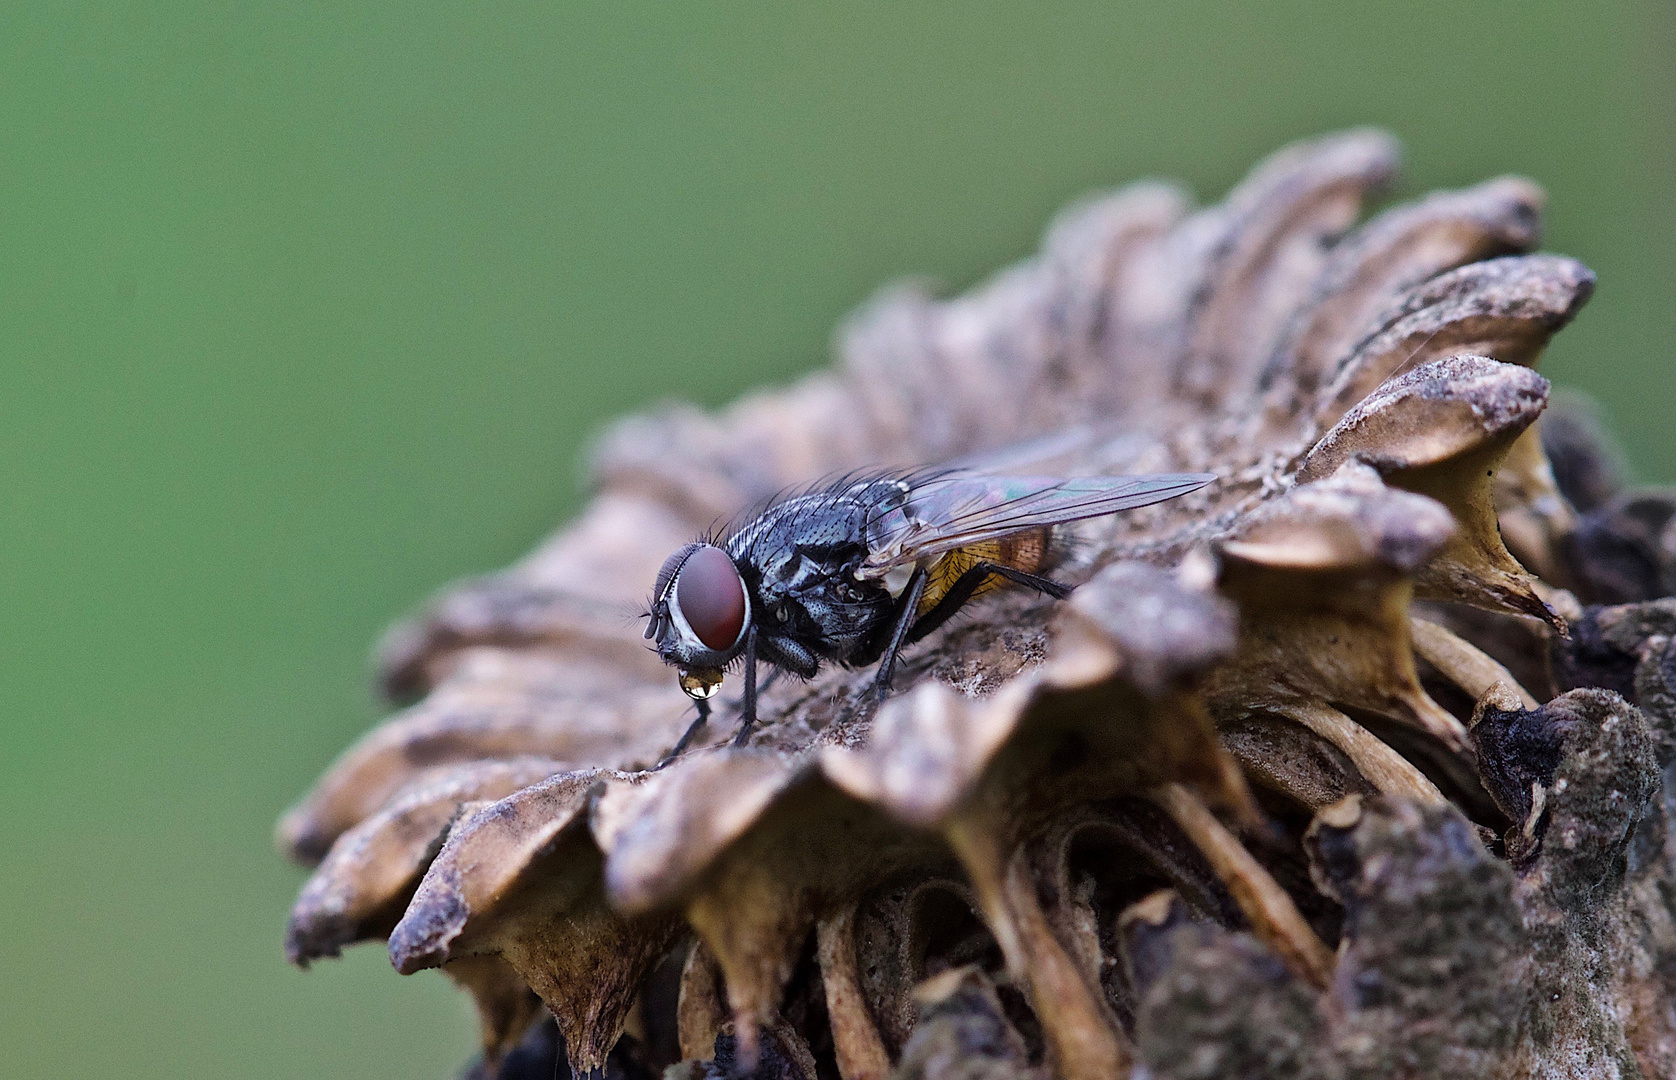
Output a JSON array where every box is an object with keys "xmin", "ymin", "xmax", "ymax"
[{"xmin": 859, "ymin": 471, "xmax": 1215, "ymax": 577}]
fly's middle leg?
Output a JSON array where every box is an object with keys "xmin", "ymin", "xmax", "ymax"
[{"xmin": 871, "ymin": 568, "xmax": 928, "ymax": 704}]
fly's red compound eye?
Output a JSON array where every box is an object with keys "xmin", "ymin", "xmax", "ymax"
[{"xmin": 674, "ymin": 545, "xmax": 746, "ymax": 650}]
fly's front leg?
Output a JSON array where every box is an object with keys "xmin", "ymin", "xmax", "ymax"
[
  {"xmin": 871, "ymin": 568, "xmax": 928, "ymax": 704},
  {"xmin": 732, "ymin": 625, "xmax": 760, "ymax": 747},
  {"xmin": 658, "ymin": 695, "xmax": 711, "ymax": 769}
]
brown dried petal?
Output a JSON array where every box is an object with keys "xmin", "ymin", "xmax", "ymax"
[
  {"xmin": 1030, "ymin": 182, "xmax": 1193, "ymax": 427},
  {"xmin": 1492, "ymin": 424, "xmax": 1578, "ymax": 590},
  {"xmin": 829, "ymin": 598, "xmax": 1250, "ymax": 1080},
  {"xmin": 1152, "ymin": 783, "xmax": 1334, "ymax": 989},
  {"xmin": 1177, "ymin": 128, "xmax": 1401, "ymax": 406},
  {"xmin": 597, "ymin": 753, "xmax": 934, "ymax": 1049},
  {"xmin": 285, "ymin": 756, "xmax": 565, "ymax": 964},
  {"xmin": 376, "ymin": 492, "xmax": 692, "ymax": 700},
  {"xmin": 1315, "ymin": 254, "xmax": 1594, "ymax": 429},
  {"xmin": 817, "ymin": 907, "xmax": 894, "ymax": 1080},
  {"xmin": 593, "ymin": 375, "xmax": 886, "ymax": 528},
  {"xmin": 850, "ymin": 868, "xmax": 1000, "ymax": 1057},
  {"xmin": 1300, "ymin": 354, "xmax": 1558, "ymax": 627},
  {"xmin": 1244, "ymin": 701, "xmax": 1444, "ymax": 806},
  {"xmin": 1216, "ymin": 712, "xmax": 1376, "ymax": 811},
  {"xmin": 1063, "ymin": 562, "xmax": 1238, "ymax": 698},
  {"xmin": 1263, "ymin": 175, "xmax": 1544, "ymax": 402},
  {"xmin": 1410, "ymin": 615, "xmax": 1540, "ymax": 709},
  {"xmin": 278, "ymin": 648, "xmax": 690, "ymax": 864},
  {"xmin": 388, "ymin": 770, "xmax": 682, "ymax": 1074},
  {"xmin": 1541, "ymin": 391, "xmax": 1631, "ymax": 515},
  {"xmin": 1567, "ymin": 489, "xmax": 1676, "ymax": 605}
]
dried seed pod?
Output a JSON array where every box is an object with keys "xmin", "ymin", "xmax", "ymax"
[
  {"xmin": 1306, "ymin": 795, "xmax": 1530, "ymax": 1076},
  {"xmin": 1121, "ymin": 891, "xmax": 1327, "ymax": 1080},
  {"xmin": 277, "ymin": 131, "xmax": 1676, "ymax": 1080}
]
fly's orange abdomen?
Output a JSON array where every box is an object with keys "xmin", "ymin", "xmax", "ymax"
[{"xmin": 917, "ymin": 526, "xmax": 1054, "ymax": 616}]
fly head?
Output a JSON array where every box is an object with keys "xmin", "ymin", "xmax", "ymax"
[{"xmin": 646, "ymin": 542, "xmax": 752, "ymax": 698}]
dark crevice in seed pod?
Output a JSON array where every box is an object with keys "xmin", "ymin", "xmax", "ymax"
[{"xmin": 1337, "ymin": 705, "xmax": 1506, "ymax": 828}]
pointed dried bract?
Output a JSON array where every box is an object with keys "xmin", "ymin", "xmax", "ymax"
[
  {"xmin": 388, "ymin": 770, "xmax": 684, "ymax": 1073},
  {"xmin": 1210, "ymin": 462, "xmax": 1467, "ymax": 750},
  {"xmin": 285, "ymin": 757, "xmax": 566, "ymax": 964},
  {"xmin": 1299, "ymin": 355, "xmax": 1558, "ymax": 627},
  {"xmin": 278, "ymin": 649, "xmax": 690, "ymax": 863},
  {"xmin": 278, "ymin": 130, "xmax": 1676, "ymax": 1080}
]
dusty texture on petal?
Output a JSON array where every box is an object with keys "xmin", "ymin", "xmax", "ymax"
[
  {"xmin": 278, "ymin": 131, "xmax": 1676, "ymax": 1080},
  {"xmin": 1314, "ymin": 254, "xmax": 1594, "ymax": 428}
]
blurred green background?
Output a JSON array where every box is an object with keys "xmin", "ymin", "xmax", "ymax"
[{"xmin": 1, "ymin": 2, "xmax": 1671, "ymax": 1076}]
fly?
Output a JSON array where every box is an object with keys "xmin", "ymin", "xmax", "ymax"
[{"xmin": 644, "ymin": 466, "xmax": 1215, "ymax": 762}]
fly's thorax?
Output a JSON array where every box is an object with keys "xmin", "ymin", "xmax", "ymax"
[{"xmin": 739, "ymin": 537, "xmax": 892, "ymax": 662}]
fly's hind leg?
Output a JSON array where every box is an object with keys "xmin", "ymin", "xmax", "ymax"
[
  {"xmin": 726, "ymin": 664, "xmax": 781, "ymax": 707},
  {"xmin": 988, "ymin": 563, "xmax": 1072, "ymax": 600},
  {"xmin": 903, "ymin": 561, "xmax": 1072, "ymax": 647}
]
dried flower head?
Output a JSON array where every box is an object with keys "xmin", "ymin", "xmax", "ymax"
[{"xmin": 279, "ymin": 130, "xmax": 1676, "ymax": 1080}]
